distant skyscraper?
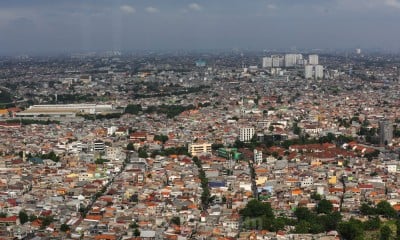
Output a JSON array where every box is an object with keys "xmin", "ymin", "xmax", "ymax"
[
  {"xmin": 305, "ymin": 65, "xmax": 314, "ymax": 79},
  {"xmin": 314, "ymin": 65, "xmax": 324, "ymax": 79},
  {"xmin": 379, "ymin": 120, "xmax": 393, "ymax": 145},
  {"xmin": 271, "ymin": 55, "xmax": 282, "ymax": 67},
  {"xmin": 356, "ymin": 48, "xmax": 362, "ymax": 54},
  {"xmin": 262, "ymin": 57, "xmax": 272, "ymax": 68},
  {"xmin": 284, "ymin": 54, "xmax": 297, "ymax": 67},
  {"xmin": 309, "ymin": 54, "xmax": 319, "ymax": 65}
]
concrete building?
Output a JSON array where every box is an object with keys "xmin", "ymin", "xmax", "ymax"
[
  {"xmin": 305, "ymin": 65, "xmax": 314, "ymax": 79},
  {"xmin": 284, "ymin": 54, "xmax": 302, "ymax": 67},
  {"xmin": 315, "ymin": 65, "xmax": 324, "ymax": 79},
  {"xmin": 188, "ymin": 142, "xmax": 212, "ymax": 156},
  {"xmin": 254, "ymin": 149, "xmax": 263, "ymax": 165},
  {"xmin": 16, "ymin": 104, "xmax": 121, "ymax": 118},
  {"xmin": 379, "ymin": 120, "xmax": 393, "ymax": 145},
  {"xmin": 309, "ymin": 54, "xmax": 319, "ymax": 65},
  {"xmin": 271, "ymin": 55, "xmax": 283, "ymax": 68},
  {"xmin": 262, "ymin": 57, "xmax": 272, "ymax": 68},
  {"xmin": 239, "ymin": 127, "xmax": 255, "ymax": 142}
]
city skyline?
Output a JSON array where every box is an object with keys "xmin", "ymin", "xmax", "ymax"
[{"xmin": 1, "ymin": 0, "xmax": 400, "ymax": 54}]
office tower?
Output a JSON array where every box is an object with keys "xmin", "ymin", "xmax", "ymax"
[
  {"xmin": 309, "ymin": 54, "xmax": 319, "ymax": 65},
  {"xmin": 239, "ymin": 127, "xmax": 255, "ymax": 142},
  {"xmin": 262, "ymin": 57, "xmax": 272, "ymax": 68},
  {"xmin": 379, "ymin": 120, "xmax": 393, "ymax": 145},
  {"xmin": 305, "ymin": 65, "xmax": 314, "ymax": 79},
  {"xmin": 314, "ymin": 65, "xmax": 324, "ymax": 79},
  {"xmin": 356, "ymin": 48, "xmax": 362, "ymax": 54}
]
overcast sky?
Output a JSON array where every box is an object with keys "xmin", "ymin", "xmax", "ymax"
[{"xmin": 1, "ymin": 0, "xmax": 400, "ymax": 54}]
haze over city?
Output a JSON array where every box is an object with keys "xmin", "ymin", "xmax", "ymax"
[{"xmin": 1, "ymin": 0, "xmax": 400, "ymax": 54}]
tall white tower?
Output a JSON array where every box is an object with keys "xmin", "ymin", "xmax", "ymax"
[{"xmin": 309, "ymin": 54, "xmax": 319, "ymax": 65}]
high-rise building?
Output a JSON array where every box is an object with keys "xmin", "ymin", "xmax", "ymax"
[
  {"xmin": 305, "ymin": 65, "xmax": 314, "ymax": 79},
  {"xmin": 356, "ymin": 48, "xmax": 362, "ymax": 54},
  {"xmin": 239, "ymin": 127, "xmax": 255, "ymax": 142},
  {"xmin": 284, "ymin": 54, "xmax": 297, "ymax": 67},
  {"xmin": 314, "ymin": 65, "xmax": 324, "ymax": 79},
  {"xmin": 262, "ymin": 57, "xmax": 272, "ymax": 68},
  {"xmin": 309, "ymin": 54, "xmax": 319, "ymax": 65},
  {"xmin": 271, "ymin": 55, "xmax": 283, "ymax": 67},
  {"xmin": 254, "ymin": 149, "xmax": 263, "ymax": 165},
  {"xmin": 379, "ymin": 120, "xmax": 393, "ymax": 145}
]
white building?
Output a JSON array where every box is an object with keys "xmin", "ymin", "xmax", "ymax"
[
  {"xmin": 300, "ymin": 176, "xmax": 314, "ymax": 188},
  {"xmin": 304, "ymin": 65, "xmax": 324, "ymax": 80},
  {"xmin": 284, "ymin": 54, "xmax": 302, "ymax": 67},
  {"xmin": 254, "ymin": 149, "xmax": 263, "ymax": 165},
  {"xmin": 262, "ymin": 57, "xmax": 272, "ymax": 68},
  {"xmin": 314, "ymin": 65, "xmax": 324, "ymax": 79},
  {"xmin": 305, "ymin": 65, "xmax": 314, "ymax": 79},
  {"xmin": 309, "ymin": 54, "xmax": 319, "ymax": 65},
  {"xmin": 271, "ymin": 55, "xmax": 283, "ymax": 67},
  {"xmin": 239, "ymin": 127, "xmax": 255, "ymax": 142}
]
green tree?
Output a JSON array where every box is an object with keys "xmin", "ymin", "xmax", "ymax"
[
  {"xmin": 360, "ymin": 203, "xmax": 377, "ymax": 215},
  {"xmin": 19, "ymin": 211, "xmax": 29, "ymax": 224},
  {"xmin": 0, "ymin": 212, "xmax": 7, "ymax": 218},
  {"xmin": 310, "ymin": 192, "xmax": 322, "ymax": 201},
  {"xmin": 134, "ymin": 228, "xmax": 140, "ymax": 237},
  {"xmin": 380, "ymin": 225, "xmax": 392, "ymax": 240},
  {"xmin": 295, "ymin": 221, "xmax": 311, "ymax": 233},
  {"xmin": 316, "ymin": 199, "xmax": 333, "ymax": 214},
  {"xmin": 320, "ymin": 212, "xmax": 342, "ymax": 231},
  {"xmin": 154, "ymin": 135, "xmax": 169, "ymax": 144},
  {"xmin": 338, "ymin": 218, "xmax": 364, "ymax": 240},
  {"xmin": 170, "ymin": 216, "xmax": 180, "ymax": 226},
  {"xmin": 60, "ymin": 223, "xmax": 70, "ymax": 232},
  {"xmin": 377, "ymin": 201, "xmax": 397, "ymax": 218},
  {"xmin": 294, "ymin": 207, "xmax": 313, "ymax": 221},
  {"xmin": 127, "ymin": 142, "xmax": 134, "ymax": 151},
  {"xmin": 363, "ymin": 216, "xmax": 381, "ymax": 230},
  {"xmin": 239, "ymin": 199, "xmax": 274, "ymax": 218},
  {"xmin": 138, "ymin": 148, "xmax": 148, "ymax": 158}
]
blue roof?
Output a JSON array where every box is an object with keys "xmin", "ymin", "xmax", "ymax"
[
  {"xmin": 29, "ymin": 157, "xmax": 44, "ymax": 164},
  {"xmin": 209, "ymin": 181, "xmax": 225, "ymax": 188}
]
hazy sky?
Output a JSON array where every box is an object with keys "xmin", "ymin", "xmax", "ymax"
[{"xmin": 1, "ymin": 0, "xmax": 400, "ymax": 54}]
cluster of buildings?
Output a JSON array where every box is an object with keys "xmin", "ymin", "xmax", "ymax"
[{"xmin": 0, "ymin": 51, "xmax": 399, "ymax": 239}]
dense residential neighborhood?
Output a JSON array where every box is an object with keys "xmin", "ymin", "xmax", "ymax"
[{"xmin": 1, "ymin": 51, "xmax": 400, "ymax": 239}]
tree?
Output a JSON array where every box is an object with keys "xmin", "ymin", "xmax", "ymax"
[
  {"xmin": 316, "ymin": 199, "xmax": 333, "ymax": 214},
  {"xmin": 310, "ymin": 192, "xmax": 322, "ymax": 201},
  {"xmin": 239, "ymin": 199, "xmax": 274, "ymax": 218},
  {"xmin": 360, "ymin": 203, "xmax": 377, "ymax": 215},
  {"xmin": 320, "ymin": 212, "xmax": 342, "ymax": 231},
  {"xmin": 338, "ymin": 218, "xmax": 364, "ymax": 240},
  {"xmin": 0, "ymin": 212, "xmax": 7, "ymax": 218},
  {"xmin": 269, "ymin": 125, "xmax": 274, "ymax": 132},
  {"xmin": 126, "ymin": 142, "xmax": 134, "ymax": 151},
  {"xmin": 138, "ymin": 148, "xmax": 148, "ymax": 158},
  {"xmin": 170, "ymin": 216, "xmax": 180, "ymax": 226},
  {"xmin": 60, "ymin": 223, "xmax": 70, "ymax": 232},
  {"xmin": 154, "ymin": 135, "xmax": 169, "ymax": 144},
  {"xmin": 377, "ymin": 200, "xmax": 397, "ymax": 218},
  {"xmin": 294, "ymin": 207, "xmax": 313, "ymax": 221},
  {"xmin": 363, "ymin": 216, "xmax": 381, "ymax": 230},
  {"xmin": 380, "ymin": 225, "xmax": 392, "ymax": 240},
  {"xmin": 134, "ymin": 228, "xmax": 140, "ymax": 237},
  {"xmin": 19, "ymin": 211, "xmax": 29, "ymax": 224}
]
